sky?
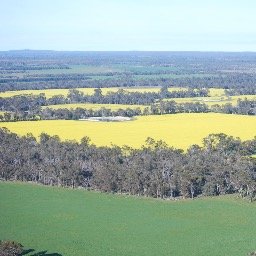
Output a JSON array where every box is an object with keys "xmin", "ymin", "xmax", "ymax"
[{"xmin": 1, "ymin": 0, "xmax": 256, "ymax": 51}]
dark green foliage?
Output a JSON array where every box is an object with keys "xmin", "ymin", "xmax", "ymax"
[{"xmin": 1, "ymin": 128, "xmax": 256, "ymax": 200}]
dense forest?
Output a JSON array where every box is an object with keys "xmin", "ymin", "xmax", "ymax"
[{"xmin": 1, "ymin": 128, "xmax": 256, "ymax": 200}]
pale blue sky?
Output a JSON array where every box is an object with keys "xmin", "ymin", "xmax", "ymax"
[{"xmin": 1, "ymin": 0, "xmax": 256, "ymax": 51}]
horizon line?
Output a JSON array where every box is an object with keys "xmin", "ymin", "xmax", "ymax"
[{"xmin": 1, "ymin": 49, "xmax": 256, "ymax": 53}]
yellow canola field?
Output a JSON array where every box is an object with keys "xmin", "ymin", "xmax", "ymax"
[
  {"xmin": 1, "ymin": 113, "xmax": 255, "ymax": 150},
  {"xmin": 43, "ymin": 103, "xmax": 147, "ymax": 111},
  {"xmin": 208, "ymin": 88, "xmax": 226, "ymax": 97},
  {"xmin": 0, "ymin": 87, "xmax": 186, "ymax": 99}
]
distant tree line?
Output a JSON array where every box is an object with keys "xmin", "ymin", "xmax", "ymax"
[
  {"xmin": 1, "ymin": 51, "xmax": 256, "ymax": 93},
  {"xmin": 211, "ymin": 99, "xmax": 256, "ymax": 115},
  {"xmin": 169, "ymin": 74, "xmax": 256, "ymax": 90},
  {"xmin": 0, "ymin": 101, "xmax": 210, "ymax": 121},
  {"xmin": 39, "ymin": 101, "xmax": 210, "ymax": 120},
  {"xmin": 0, "ymin": 87, "xmax": 208, "ymax": 111},
  {"xmin": 67, "ymin": 87, "xmax": 209, "ymax": 104},
  {"xmin": 1, "ymin": 74, "xmax": 256, "ymax": 92},
  {"xmin": 0, "ymin": 74, "xmax": 92, "ymax": 84},
  {"xmin": 1, "ymin": 97, "xmax": 256, "ymax": 122},
  {"xmin": 226, "ymin": 86, "xmax": 256, "ymax": 96},
  {"xmin": 1, "ymin": 129, "xmax": 256, "ymax": 200}
]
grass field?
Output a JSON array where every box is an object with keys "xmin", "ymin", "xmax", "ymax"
[
  {"xmin": 0, "ymin": 182, "xmax": 256, "ymax": 256},
  {"xmin": 43, "ymin": 103, "xmax": 147, "ymax": 111},
  {"xmin": 1, "ymin": 113, "xmax": 255, "ymax": 150}
]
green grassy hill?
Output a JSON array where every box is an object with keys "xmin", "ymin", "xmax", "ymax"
[{"xmin": 0, "ymin": 182, "xmax": 256, "ymax": 256}]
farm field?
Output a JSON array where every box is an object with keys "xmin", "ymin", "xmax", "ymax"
[
  {"xmin": 208, "ymin": 88, "xmax": 225, "ymax": 97},
  {"xmin": 1, "ymin": 182, "xmax": 256, "ymax": 256},
  {"xmin": 165, "ymin": 94, "xmax": 256, "ymax": 106},
  {"xmin": 42, "ymin": 103, "xmax": 147, "ymax": 111},
  {"xmin": 0, "ymin": 86, "xmax": 186, "ymax": 98},
  {"xmin": 0, "ymin": 63, "xmax": 215, "ymax": 77},
  {"xmin": 0, "ymin": 86, "xmax": 223, "ymax": 99},
  {"xmin": 1, "ymin": 113, "xmax": 256, "ymax": 150},
  {"xmin": 0, "ymin": 64, "xmax": 177, "ymax": 76}
]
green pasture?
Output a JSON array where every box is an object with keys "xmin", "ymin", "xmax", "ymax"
[{"xmin": 0, "ymin": 182, "xmax": 256, "ymax": 256}]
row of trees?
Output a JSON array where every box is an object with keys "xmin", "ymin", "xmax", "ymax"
[
  {"xmin": 212, "ymin": 99, "xmax": 256, "ymax": 115},
  {"xmin": 39, "ymin": 101, "xmax": 209, "ymax": 120},
  {"xmin": 1, "ymin": 129, "xmax": 256, "ymax": 200},
  {"xmin": 0, "ymin": 73, "xmax": 91, "ymax": 84},
  {"xmin": 1, "ymin": 98, "xmax": 256, "ymax": 122},
  {"xmin": 0, "ymin": 87, "xmax": 209, "ymax": 113},
  {"xmin": 226, "ymin": 85, "xmax": 256, "ymax": 96},
  {"xmin": 67, "ymin": 87, "xmax": 209, "ymax": 105},
  {"xmin": 0, "ymin": 102, "xmax": 208, "ymax": 122}
]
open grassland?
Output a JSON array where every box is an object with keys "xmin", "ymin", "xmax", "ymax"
[
  {"xmin": 1, "ymin": 113, "xmax": 255, "ymax": 150},
  {"xmin": 42, "ymin": 103, "xmax": 147, "ymax": 111},
  {"xmin": 1, "ymin": 182, "xmax": 256, "ymax": 256},
  {"xmin": 0, "ymin": 86, "xmax": 187, "ymax": 98}
]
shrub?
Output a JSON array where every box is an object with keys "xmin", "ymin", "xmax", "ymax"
[{"xmin": 0, "ymin": 240, "xmax": 23, "ymax": 256}]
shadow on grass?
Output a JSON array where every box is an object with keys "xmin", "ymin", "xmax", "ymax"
[{"xmin": 21, "ymin": 248, "xmax": 62, "ymax": 256}]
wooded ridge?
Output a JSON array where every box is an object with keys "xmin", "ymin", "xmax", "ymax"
[{"xmin": 1, "ymin": 128, "xmax": 255, "ymax": 200}]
